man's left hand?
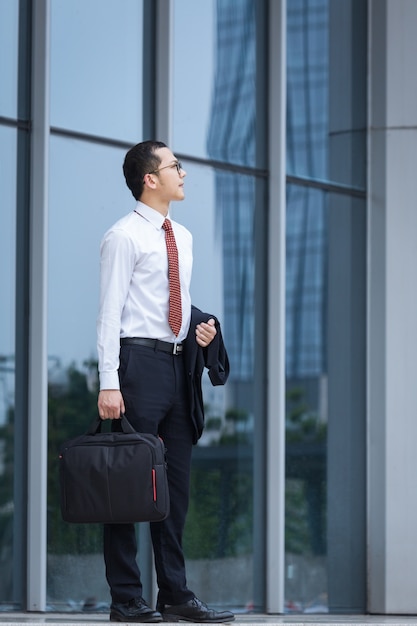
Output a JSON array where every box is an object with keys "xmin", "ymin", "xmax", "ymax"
[{"xmin": 196, "ymin": 318, "xmax": 217, "ymax": 347}]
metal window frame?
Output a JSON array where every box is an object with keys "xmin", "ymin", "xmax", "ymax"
[
  {"xmin": 26, "ymin": 0, "xmax": 49, "ymax": 611},
  {"xmin": 266, "ymin": 0, "xmax": 286, "ymax": 614},
  {"xmin": 154, "ymin": 0, "xmax": 172, "ymax": 145},
  {"xmin": 13, "ymin": 0, "xmax": 33, "ymax": 610}
]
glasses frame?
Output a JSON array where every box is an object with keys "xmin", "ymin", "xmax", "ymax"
[{"xmin": 148, "ymin": 161, "xmax": 183, "ymax": 176}]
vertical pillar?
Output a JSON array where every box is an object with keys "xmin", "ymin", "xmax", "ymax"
[
  {"xmin": 143, "ymin": 0, "xmax": 157, "ymax": 139},
  {"xmin": 27, "ymin": 0, "xmax": 49, "ymax": 611},
  {"xmin": 14, "ymin": 0, "xmax": 32, "ymax": 609},
  {"xmin": 326, "ymin": 194, "xmax": 366, "ymax": 612},
  {"xmin": 140, "ymin": 0, "xmax": 173, "ymax": 607},
  {"xmin": 155, "ymin": 0, "xmax": 172, "ymax": 145},
  {"xmin": 266, "ymin": 0, "xmax": 286, "ymax": 614},
  {"xmin": 326, "ymin": 0, "xmax": 367, "ymax": 612},
  {"xmin": 368, "ymin": 0, "xmax": 417, "ymax": 613}
]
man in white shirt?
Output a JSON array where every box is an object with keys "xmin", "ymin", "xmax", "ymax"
[{"xmin": 97, "ymin": 141, "xmax": 234, "ymax": 623}]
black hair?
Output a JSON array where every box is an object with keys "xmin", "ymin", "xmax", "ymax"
[{"xmin": 123, "ymin": 140, "xmax": 167, "ymax": 200}]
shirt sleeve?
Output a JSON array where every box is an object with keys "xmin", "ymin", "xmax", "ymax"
[{"xmin": 97, "ymin": 228, "xmax": 136, "ymax": 390}]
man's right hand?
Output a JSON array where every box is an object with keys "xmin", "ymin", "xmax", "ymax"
[{"xmin": 98, "ymin": 389, "xmax": 125, "ymax": 419}]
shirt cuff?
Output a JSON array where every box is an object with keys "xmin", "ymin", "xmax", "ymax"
[{"xmin": 99, "ymin": 371, "xmax": 120, "ymax": 391}]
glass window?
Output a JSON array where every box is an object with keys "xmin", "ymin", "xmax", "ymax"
[
  {"xmin": 178, "ymin": 162, "xmax": 259, "ymax": 611},
  {"xmin": 285, "ymin": 0, "xmax": 367, "ymax": 611},
  {"xmin": 172, "ymin": 0, "xmax": 267, "ymax": 610},
  {"xmin": 46, "ymin": 145, "xmax": 261, "ymax": 612},
  {"xmin": 173, "ymin": 0, "xmax": 259, "ymax": 169},
  {"xmin": 0, "ymin": 126, "xmax": 17, "ymax": 607},
  {"xmin": 172, "ymin": 1, "xmax": 216, "ymax": 160},
  {"xmin": 50, "ymin": 0, "xmax": 143, "ymax": 141},
  {"xmin": 285, "ymin": 185, "xmax": 366, "ymax": 612},
  {"xmin": 286, "ymin": 186, "xmax": 328, "ymax": 379},
  {"xmin": 0, "ymin": 1, "xmax": 19, "ymax": 117},
  {"xmin": 47, "ymin": 136, "xmax": 130, "ymax": 611},
  {"xmin": 286, "ymin": 0, "xmax": 366, "ymax": 189},
  {"xmin": 285, "ymin": 185, "xmax": 328, "ymax": 614},
  {"xmin": 287, "ymin": 0, "xmax": 329, "ymax": 183}
]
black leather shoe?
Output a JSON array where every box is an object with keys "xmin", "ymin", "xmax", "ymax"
[
  {"xmin": 110, "ymin": 597, "xmax": 162, "ymax": 622},
  {"xmin": 156, "ymin": 597, "xmax": 235, "ymax": 623}
]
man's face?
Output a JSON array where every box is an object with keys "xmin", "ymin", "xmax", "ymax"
[{"xmin": 151, "ymin": 147, "xmax": 187, "ymax": 202}]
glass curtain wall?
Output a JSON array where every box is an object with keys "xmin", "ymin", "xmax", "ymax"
[
  {"xmin": 172, "ymin": 0, "xmax": 267, "ymax": 612},
  {"xmin": 0, "ymin": 0, "xmax": 371, "ymax": 615},
  {"xmin": 47, "ymin": 0, "xmax": 143, "ymax": 611},
  {"xmin": 285, "ymin": 0, "xmax": 367, "ymax": 614},
  {"xmin": 47, "ymin": 0, "xmax": 267, "ymax": 612}
]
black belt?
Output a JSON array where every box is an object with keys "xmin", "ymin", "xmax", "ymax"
[{"xmin": 120, "ymin": 337, "xmax": 183, "ymax": 355}]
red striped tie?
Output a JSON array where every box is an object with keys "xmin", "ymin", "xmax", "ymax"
[{"xmin": 162, "ymin": 219, "xmax": 182, "ymax": 336}]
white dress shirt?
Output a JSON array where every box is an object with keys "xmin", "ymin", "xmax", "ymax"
[{"xmin": 97, "ymin": 201, "xmax": 193, "ymax": 390}]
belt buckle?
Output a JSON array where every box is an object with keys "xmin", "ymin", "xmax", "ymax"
[{"xmin": 173, "ymin": 343, "xmax": 182, "ymax": 355}]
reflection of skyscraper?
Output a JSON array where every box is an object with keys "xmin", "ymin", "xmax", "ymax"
[
  {"xmin": 286, "ymin": 185, "xmax": 327, "ymax": 378},
  {"xmin": 207, "ymin": 0, "xmax": 328, "ymax": 381},
  {"xmin": 286, "ymin": 0, "xmax": 328, "ymax": 379},
  {"xmin": 285, "ymin": 0, "xmax": 330, "ymax": 604},
  {"xmin": 207, "ymin": 0, "xmax": 330, "ymax": 603},
  {"xmin": 207, "ymin": 0, "xmax": 256, "ymax": 382}
]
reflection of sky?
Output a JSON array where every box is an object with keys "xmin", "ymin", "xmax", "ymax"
[
  {"xmin": 50, "ymin": 0, "xmax": 143, "ymax": 141},
  {"xmin": 172, "ymin": 0, "xmax": 215, "ymax": 158},
  {"xmin": 0, "ymin": 1, "xmax": 18, "ymax": 117},
  {"xmin": 285, "ymin": 0, "xmax": 328, "ymax": 378},
  {"xmin": 47, "ymin": 2, "xmax": 221, "ymax": 369},
  {"xmin": 172, "ymin": 0, "xmax": 220, "ymax": 315},
  {"xmin": 48, "ymin": 145, "xmax": 221, "ymax": 368},
  {"xmin": 2, "ymin": 1, "xmax": 222, "ymax": 378},
  {"xmin": 48, "ymin": 138, "xmax": 129, "ymax": 367},
  {"xmin": 171, "ymin": 163, "xmax": 222, "ymax": 316}
]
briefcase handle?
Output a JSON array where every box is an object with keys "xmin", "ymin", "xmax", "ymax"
[{"xmin": 87, "ymin": 414, "xmax": 136, "ymax": 435}]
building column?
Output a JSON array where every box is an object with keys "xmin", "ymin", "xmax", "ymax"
[
  {"xmin": 27, "ymin": 0, "xmax": 50, "ymax": 611},
  {"xmin": 266, "ymin": 0, "xmax": 286, "ymax": 613},
  {"xmin": 368, "ymin": 0, "xmax": 417, "ymax": 613},
  {"xmin": 326, "ymin": 0, "xmax": 367, "ymax": 613}
]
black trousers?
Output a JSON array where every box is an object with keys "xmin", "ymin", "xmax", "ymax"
[{"xmin": 103, "ymin": 344, "xmax": 195, "ymax": 606}]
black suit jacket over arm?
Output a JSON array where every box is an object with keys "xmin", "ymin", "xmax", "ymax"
[{"xmin": 183, "ymin": 305, "xmax": 230, "ymax": 443}]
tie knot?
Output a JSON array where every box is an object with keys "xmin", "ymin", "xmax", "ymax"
[{"xmin": 162, "ymin": 218, "xmax": 172, "ymax": 233}]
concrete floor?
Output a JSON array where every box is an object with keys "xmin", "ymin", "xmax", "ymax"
[{"xmin": 1, "ymin": 613, "xmax": 417, "ymax": 626}]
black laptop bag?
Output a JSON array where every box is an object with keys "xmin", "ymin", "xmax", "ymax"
[{"xmin": 59, "ymin": 415, "xmax": 170, "ymax": 524}]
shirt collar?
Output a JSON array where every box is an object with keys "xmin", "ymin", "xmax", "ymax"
[{"xmin": 135, "ymin": 201, "xmax": 170, "ymax": 230}]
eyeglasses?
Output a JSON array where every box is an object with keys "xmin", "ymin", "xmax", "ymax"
[{"xmin": 148, "ymin": 161, "xmax": 183, "ymax": 176}]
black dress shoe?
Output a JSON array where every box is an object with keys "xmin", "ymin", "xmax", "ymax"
[
  {"xmin": 156, "ymin": 597, "xmax": 235, "ymax": 623},
  {"xmin": 110, "ymin": 597, "xmax": 162, "ymax": 622}
]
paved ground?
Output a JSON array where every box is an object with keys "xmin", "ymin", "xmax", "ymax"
[{"xmin": 1, "ymin": 614, "xmax": 417, "ymax": 626}]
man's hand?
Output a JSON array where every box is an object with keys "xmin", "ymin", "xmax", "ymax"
[
  {"xmin": 98, "ymin": 389, "xmax": 125, "ymax": 420},
  {"xmin": 195, "ymin": 318, "xmax": 217, "ymax": 347}
]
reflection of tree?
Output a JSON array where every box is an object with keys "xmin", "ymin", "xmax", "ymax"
[
  {"xmin": 185, "ymin": 459, "xmax": 253, "ymax": 560},
  {"xmin": 286, "ymin": 387, "xmax": 326, "ymax": 443},
  {"xmin": 285, "ymin": 387, "xmax": 326, "ymax": 555},
  {"xmin": 0, "ymin": 355, "xmax": 257, "ymax": 566},
  {"xmin": 0, "ymin": 355, "xmax": 15, "ymax": 554},
  {"xmin": 48, "ymin": 361, "xmax": 103, "ymax": 555},
  {"xmin": 185, "ymin": 407, "xmax": 253, "ymax": 560},
  {"xmin": 0, "ymin": 361, "xmax": 103, "ymax": 564},
  {"xmin": 202, "ymin": 406, "xmax": 251, "ymax": 446},
  {"xmin": 0, "ymin": 405, "xmax": 14, "ymax": 561}
]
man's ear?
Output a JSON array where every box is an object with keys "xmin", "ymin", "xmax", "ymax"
[{"xmin": 143, "ymin": 173, "xmax": 158, "ymax": 190}]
